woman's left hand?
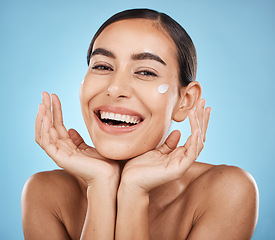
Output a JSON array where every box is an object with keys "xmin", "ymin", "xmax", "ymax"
[{"xmin": 120, "ymin": 99, "xmax": 211, "ymax": 194}]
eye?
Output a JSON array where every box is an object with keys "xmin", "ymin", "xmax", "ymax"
[
  {"xmin": 91, "ymin": 64, "xmax": 113, "ymax": 71},
  {"xmin": 135, "ymin": 70, "xmax": 158, "ymax": 77}
]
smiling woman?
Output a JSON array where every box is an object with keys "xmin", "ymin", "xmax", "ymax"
[
  {"xmin": 80, "ymin": 17, "xmax": 183, "ymax": 160},
  {"xmin": 21, "ymin": 9, "xmax": 258, "ymax": 240}
]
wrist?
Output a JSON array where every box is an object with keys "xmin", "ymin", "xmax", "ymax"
[
  {"xmin": 116, "ymin": 183, "xmax": 150, "ymax": 240},
  {"xmin": 89, "ymin": 171, "xmax": 119, "ymax": 186},
  {"xmin": 87, "ymin": 177, "xmax": 119, "ymax": 196},
  {"xmin": 118, "ymin": 181, "xmax": 149, "ymax": 201}
]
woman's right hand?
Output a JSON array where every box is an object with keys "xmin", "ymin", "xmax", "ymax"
[{"xmin": 35, "ymin": 92, "xmax": 120, "ymax": 187}]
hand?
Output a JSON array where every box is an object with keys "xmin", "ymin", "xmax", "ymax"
[
  {"xmin": 35, "ymin": 92, "xmax": 120, "ymax": 186},
  {"xmin": 120, "ymin": 99, "xmax": 211, "ymax": 194}
]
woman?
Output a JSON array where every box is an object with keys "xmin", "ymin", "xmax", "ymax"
[{"xmin": 21, "ymin": 9, "xmax": 258, "ymax": 240}]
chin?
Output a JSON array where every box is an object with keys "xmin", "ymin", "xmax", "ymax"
[{"xmin": 94, "ymin": 142, "xmax": 149, "ymax": 161}]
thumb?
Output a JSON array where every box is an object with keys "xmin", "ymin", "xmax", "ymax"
[
  {"xmin": 156, "ymin": 130, "xmax": 181, "ymax": 155},
  {"xmin": 68, "ymin": 128, "xmax": 89, "ymax": 149}
]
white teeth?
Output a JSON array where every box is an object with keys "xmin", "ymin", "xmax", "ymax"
[
  {"xmin": 115, "ymin": 113, "xmax": 122, "ymax": 120},
  {"xmin": 104, "ymin": 123, "xmax": 127, "ymax": 127},
  {"xmin": 125, "ymin": 115, "xmax": 131, "ymax": 123},
  {"xmin": 100, "ymin": 111, "xmax": 141, "ymax": 124},
  {"xmin": 110, "ymin": 112, "xmax": 115, "ymax": 119}
]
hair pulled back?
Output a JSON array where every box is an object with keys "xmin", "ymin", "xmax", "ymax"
[{"xmin": 87, "ymin": 9, "xmax": 197, "ymax": 87}]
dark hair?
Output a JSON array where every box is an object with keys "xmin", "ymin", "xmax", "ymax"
[{"xmin": 87, "ymin": 9, "xmax": 197, "ymax": 87}]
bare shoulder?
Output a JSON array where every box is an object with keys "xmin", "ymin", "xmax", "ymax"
[
  {"xmin": 191, "ymin": 163, "xmax": 257, "ymax": 188},
  {"xmin": 22, "ymin": 170, "xmax": 85, "ymax": 207},
  {"xmin": 192, "ymin": 164, "xmax": 258, "ymax": 204},
  {"xmin": 21, "ymin": 170, "xmax": 87, "ymax": 240},
  {"xmin": 186, "ymin": 163, "xmax": 259, "ymax": 239}
]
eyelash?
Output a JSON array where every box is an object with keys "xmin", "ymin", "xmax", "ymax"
[
  {"xmin": 91, "ymin": 65, "xmax": 158, "ymax": 78},
  {"xmin": 135, "ymin": 70, "xmax": 157, "ymax": 77},
  {"xmin": 91, "ymin": 65, "xmax": 113, "ymax": 71}
]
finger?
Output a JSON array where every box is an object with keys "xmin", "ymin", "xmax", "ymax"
[
  {"xmin": 49, "ymin": 121, "xmax": 77, "ymax": 154},
  {"xmin": 41, "ymin": 116, "xmax": 58, "ymax": 156},
  {"xmin": 49, "ymin": 126, "xmax": 59, "ymax": 144},
  {"xmin": 41, "ymin": 116, "xmax": 70, "ymax": 168},
  {"xmin": 156, "ymin": 130, "xmax": 181, "ymax": 155},
  {"xmin": 184, "ymin": 130, "xmax": 200, "ymax": 162},
  {"xmin": 203, "ymin": 107, "xmax": 211, "ymax": 142},
  {"xmin": 42, "ymin": 92, "xmax": 53, "ymax": 126},
  {"xmin": 46, "ymin": 121, "xmax": 76, "ymax": 154},
  {"xmin": 188, "ymin": 109, "xmax": 204, "ymax": 152},
  {"xmin": 170, "ymin": 130, "xmax": 199, "ymax": 171},
  {"xmin": 196, "ymin": 99, "xmax": 205, "ymax": 137},
  {"xmin": 68, "ymin": 128, "xmax": 89, "ymax": 150},
  {"xmin": 48, "ymin": 124, "xmax": 75, "ymax": 153},
  {"xmin": 189, "ymin": 109, "xmax": 199, "ymax": 135},
  {"xmin": 55, "ymin": 138, "xmax": 77, "ymax": 154},
  {"xmin": 182, "ymin": 132, "xmax": 193, "ymax": 151},
  {"xmin": 35, "ymin": 103, "xmax": 46, "ymax": 144},
  {"xmin": 51, "ymin": 94, "xmax": 70, "ymax": 138}
]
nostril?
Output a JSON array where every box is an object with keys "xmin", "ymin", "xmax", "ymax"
[
  {"xmin": 118, "ymin": 94, "xmax": 128, "ymax": 98},
  {"xmin": 107, "ymin": 85, "xmax": 131, "ymax": 98}
]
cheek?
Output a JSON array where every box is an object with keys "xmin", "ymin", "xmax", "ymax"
[
  {"xmin": 136, "ymin": 82, "xmax": 178, "ymax": 144},
  {"xmin": 158, "ymin": 84, "xmax": 169, "ymax": 93},
  {"xmin": 79, "ymin": 76, "xmax": 105, "ymax": 122},
  {"xmin": 137, "ymin": 82, "xmax": 178, "ymax": 116}
]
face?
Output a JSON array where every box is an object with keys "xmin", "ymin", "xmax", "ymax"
[{"xmin": 80, "ymin": 19, "xmax": 182, "ymax": 160}]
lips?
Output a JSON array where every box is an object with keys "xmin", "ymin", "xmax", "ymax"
[{"xmin": 93, "ymin": 105, "xmax": 144, "ymax": 134}]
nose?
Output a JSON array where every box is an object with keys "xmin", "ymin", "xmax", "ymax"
[{"xmin": 107, "ymin": 71, "xmax": 132, "ymax": 99}]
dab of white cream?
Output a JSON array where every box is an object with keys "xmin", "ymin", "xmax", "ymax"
[{"xmin": 158, "ymin": 84, "xmax": 169, "ymax": 94}]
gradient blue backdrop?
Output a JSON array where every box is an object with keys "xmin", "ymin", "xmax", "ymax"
[{"xmin": 1, "ymin": 0, "xmax": 274, "ymax": 239}]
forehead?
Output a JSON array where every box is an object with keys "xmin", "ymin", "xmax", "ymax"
[{"xmin": 93, "ymin": 19, "xmax": 177, "ymax": 63}]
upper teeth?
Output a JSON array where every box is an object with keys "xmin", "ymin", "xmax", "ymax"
[{"xmin": 100, "ymin": 111, "xmax": 141, "ymax": 124}]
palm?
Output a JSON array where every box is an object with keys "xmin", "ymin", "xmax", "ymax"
[
  {"xmin": 53, "ymin": 132, "xmax": 119, "ymax": 183},
  {"xmin": 35, "ymin": 92, "xmax": 120, "ymax": 185},
  {"xmin": 122, "ymin": 131, "xmax": 192, "ymax": 191},
  {"xmin": 121, "ymin": 99, "xmax": 211, "ymax": 193}
]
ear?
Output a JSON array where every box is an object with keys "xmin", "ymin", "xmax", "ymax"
[{"xmin": 173, "ymin": 81, "xmax": 202, "ymax": 122}]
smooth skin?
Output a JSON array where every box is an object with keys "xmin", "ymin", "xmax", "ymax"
[{"xmin": 21, "ymin": 19, "xmax": 258, "ymax": 240}]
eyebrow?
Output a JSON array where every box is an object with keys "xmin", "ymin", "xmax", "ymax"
[
  {"xmin": 131, "ymin": 52, "xmax": 166, "ymax": 65},
  {"xmin": 91, "ymin": 48, "xmax": 166, "ymax": 66},
  {"xmin": 91, "ymin": 48, "xmax": 116, "ymax": 58}
]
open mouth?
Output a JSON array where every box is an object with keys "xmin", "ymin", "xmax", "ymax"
[{"xmin": 95, "ymin": 110, "xmax": 143, "ymax": 128}]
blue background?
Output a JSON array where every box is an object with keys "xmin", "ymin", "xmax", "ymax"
[{"xmin": 1, "ymin": 0, "xmax": 274, "ymax": 239}]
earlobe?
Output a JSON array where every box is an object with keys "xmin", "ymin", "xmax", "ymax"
[{"xmin": 172, "ymin": 81, "xmax": 202, "ymax": 122}]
